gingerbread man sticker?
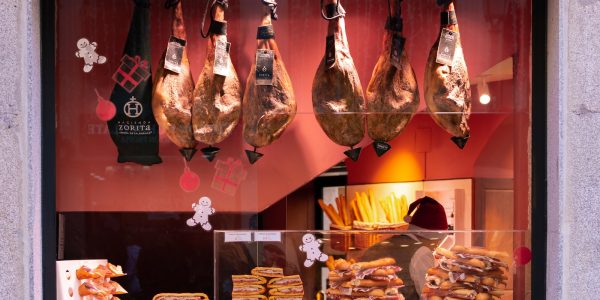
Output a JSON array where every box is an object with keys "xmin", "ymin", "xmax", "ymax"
[
  {"xmin": 186, "ymin": 197, "xmax": 216, "ymax": 231},
  {"xmin": 75, "ymin": 38, "xmax": 107, "ymax": 73},
  {"xmin": 299, "ymin": 233, "xmax": 328, "ymax": 268}
]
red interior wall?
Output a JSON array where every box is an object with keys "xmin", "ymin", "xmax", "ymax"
[{"xmin": 56, "ymin": 0, "xmax": 530, "ymax": 212}]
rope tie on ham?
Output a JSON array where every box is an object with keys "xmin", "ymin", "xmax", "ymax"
[
  {"xmin": 385, "ymin": 0, "xmax": 403, "ymax": 32},
  {"xmin": 261, "ymin": 0, "xmax": 278, "ymax": 20},
  {"xmin": 200, "ymin": 0, "xmax": 230, "ymax": 38},
  {"xmin": 441, "ymin": 11, "xmax": 458, "ymax": 25},
  {"xmin": 321, "ymin": 0, "xmax": 346, "ymax": 20}
]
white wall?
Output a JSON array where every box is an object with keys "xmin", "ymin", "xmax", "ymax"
[{"xmin": 0, "ymin": 0, "xmax": 42, "ymax": 299}]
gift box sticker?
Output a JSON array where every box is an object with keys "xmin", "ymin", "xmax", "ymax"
[
  {"xmin": 211, "ymin": 158, "xmax": 247, "ymax": 196},
  {"xmin": 111, "ymin": 55, "xmax": 151, "ymax": 93}
]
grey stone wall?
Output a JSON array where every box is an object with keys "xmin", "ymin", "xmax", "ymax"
[
  {"xmin": 0, "ymin": 0, "xmax": 42, "ymax": 299},
  {"xmin": 547, "ymin": 0, "xmax": 600, "ymax": 298}
]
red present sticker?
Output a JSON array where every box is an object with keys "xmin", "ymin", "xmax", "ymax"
[
  {"xmin": 111, "ymin": 55, "xmax": 151, "ymax": 93},
  {"xmin": 211, "ymin": 158, "xmax": 247, "ymax": 196}
]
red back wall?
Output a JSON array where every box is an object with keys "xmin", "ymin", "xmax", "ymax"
[{"xmin": 56, "ymin": 0, "xmax": 530, "ymax": 212}]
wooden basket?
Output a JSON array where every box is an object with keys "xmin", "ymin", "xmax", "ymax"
[
  {"xmin": 352, "ymin": 221, "xmax": 408, "ymax": 249},
  {"xmin": 152, "ymin": 293, "xmax": 209, "ymax": 300},
  {"xmin": 329, "ymin": 224, "xmax": 352, "ymax": 251}
]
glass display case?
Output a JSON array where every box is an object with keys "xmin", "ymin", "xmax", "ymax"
[
  {"xmin": 48, "ymin": 0, "xmax": 536, "ymax": 299},
  {"xmin": 214, "ymin": 230, "xmax": 530, "ymax": 300}
]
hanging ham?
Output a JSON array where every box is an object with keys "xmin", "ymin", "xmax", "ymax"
[
  {"xmin": 312, "ymin": 0, "xmax": 365, "ymax": 161},
  {"xmin": 424, "ymin": 1, "xmax": 471, "ymax": 149},
  {"xmin": 242, "ymin": 0, "xmax": 296, "ymax": 164},
  {"xmin": 192, "ymin": 0, "xmax": 242, "ymax": 161},
  {"xmin": 366, "ymin": 0, "xmax": 419, "ymax": 157},
  {"xmin": 152, "ymin": 1, "xmax": 197, "ymax": 161}
]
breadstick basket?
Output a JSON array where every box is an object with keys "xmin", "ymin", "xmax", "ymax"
[
  {"xmin": 318, "ymin": 190, "xmax": 411, "ymax": 249},
  {"xmin": 352, "ymin": 221, "xmax": 409, "ymax": 249},
  {"xmin": 329, "ymin": 224, "xmax": 353, "ymax": 251}
]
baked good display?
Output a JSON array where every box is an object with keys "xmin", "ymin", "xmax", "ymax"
[
  {"xmin": 251, "ymin": 267, "xmax": 284, "ymax": 278},
  {"xmin": 233, "ymin": 275, "xmax": 268, "ymax": 286},
  {"xmin": 233, "ymin": 267, "xmax": 303, "ymax": 300},
  {"xmin": 267, "ymin": 275, "xmax": 302, "ymax": 288},
  {"xmin": 422, "ymin": 246, "xmax": 511, "ymax": 300},
  {"xmin": 326, "ymin": 258, "xmax": 405, "ymax": 300},
  {"xmin": 232, "ymin": 285, "xmax": 267, "ymax": 296},
  {"xmin": 152, "ymin": 293, "xmax": 210, "ymax": 300},
  {"xmin": 75, "ymin": 262, "xmax": 127, "ymax": 299}
]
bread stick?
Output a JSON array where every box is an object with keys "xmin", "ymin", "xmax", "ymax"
[
  {"xmin": 389, "ymin": 196, "xmax": 398, "ymax": 223},
  {"xmin": 318, "ymin": 199, "xmax": 344, "ymax": 226},
  {"xmin": 351, "ymin": 199, "xmax": 362, "ymax": 222},
  {"xmin": 368, "ymin": 191, "xmax": 378, "ymax": 221},
  {"xmin": 328, "ymin": 204, "xmax": 345, "ymax": 226},
  {"xmin": 340, "ymin": 195, "xmax": 349, "ymax": 226},
  {"xmin": 400, "ymin": 195, "xmax": 408, "ymax": 219}
]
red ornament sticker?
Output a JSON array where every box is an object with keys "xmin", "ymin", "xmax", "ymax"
[
  {"xmin": 179, "ymin": 159, "xmax": 200, "ymax": 192},
  {"xmin": 514, "ymin": 246, "xmax": 532, "ymax": 266},
  {"xmin": 211, "ymin": 158, "xmax": 247, "ymax": 196},
  {"xmin": 111, "ymin": 55, "xmax": 151, "ymax": 93},
  {"xmin": 94, "ymin": 89, "xmax": 116, "ymax": 121}
]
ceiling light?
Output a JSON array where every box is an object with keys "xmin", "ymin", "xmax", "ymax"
[{"xmin": 479, "ymin": 80, "xmax": 491, "ymax": 105}]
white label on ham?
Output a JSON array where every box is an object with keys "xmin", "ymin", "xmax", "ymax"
[
  {"xmin": 436, "ymin": 28, "xmax": 458, "ymax": 66},
  {"xmin": 213, "ymin": 40, "xmax": 230, "ymax": 77},
  {"xmin": 165, "ymin": 35, "xmax": 186, "ymax": 74},
  {"xmin": 255, "ymin": 50, "xmax": 274, "ymax": 86}
]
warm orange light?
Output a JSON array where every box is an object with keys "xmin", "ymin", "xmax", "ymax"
[{"xmin": 372, "ymin": 150, "xmax": 423, "ymax": 183}]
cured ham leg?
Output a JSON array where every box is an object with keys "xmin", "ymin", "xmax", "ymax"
[
  {"xmin": 242, "ymin": 1, "xmax": 296, "ymax": 164},
  {"xmin": 192, "ymin": 1, "xmax": 242, "ymax": 161},
  {"xmin": 152, "ymin": 1, "xmax": 197, "ymax": 161},
  {"xmin": 366, "ymin": 0, "xmax": 419, "ymax": 157},
  {"xmin": 424, "ymin": 1, "xmax": 471, "ymax": 149},
  {"xmin": 312, "ymin": 0, "xmax": 365, "ymax": 161}
]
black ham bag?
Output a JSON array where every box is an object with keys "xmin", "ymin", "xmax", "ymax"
[{"xmin": 108, "ymin": 0, "xmax": 162, "ymax": 165}]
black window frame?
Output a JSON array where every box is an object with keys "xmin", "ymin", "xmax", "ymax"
[{"xmin": 40, "ymin": 1, "xmax": 548, "ymax": 298}]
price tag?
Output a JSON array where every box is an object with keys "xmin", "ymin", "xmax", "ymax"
[
  {"xmin": 213, "ymin": 40, "xmax": 231, "ymax": 77},
  {"xmin": 224, "ymin": 232, "xmax": 252, "ymax": 243},
  {"xmin": 390, "ymin": 35, "xmax": 406, "ymax": 69},
  {"xmin": 325, "ymin": 35, "xmax": 336, "ymax": 68},
  {"xmin": 436, "ymin": 28, "xmax": 458, "ymax": 66},
  {"xmin": 254, "ymin": 231, "xmax": 282, "ymax": 242},
  {"xmin": 164, "ymin": 36, "xmax": 186, "ymax": 74},
  {"xmin": 255, "ymin": 49, "xmax": 274, "ymax": 86}
]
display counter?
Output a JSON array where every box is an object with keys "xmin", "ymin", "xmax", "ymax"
[{"xmin": 214, "ymin": 230, "xmax": 529, "ymax": 300}]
